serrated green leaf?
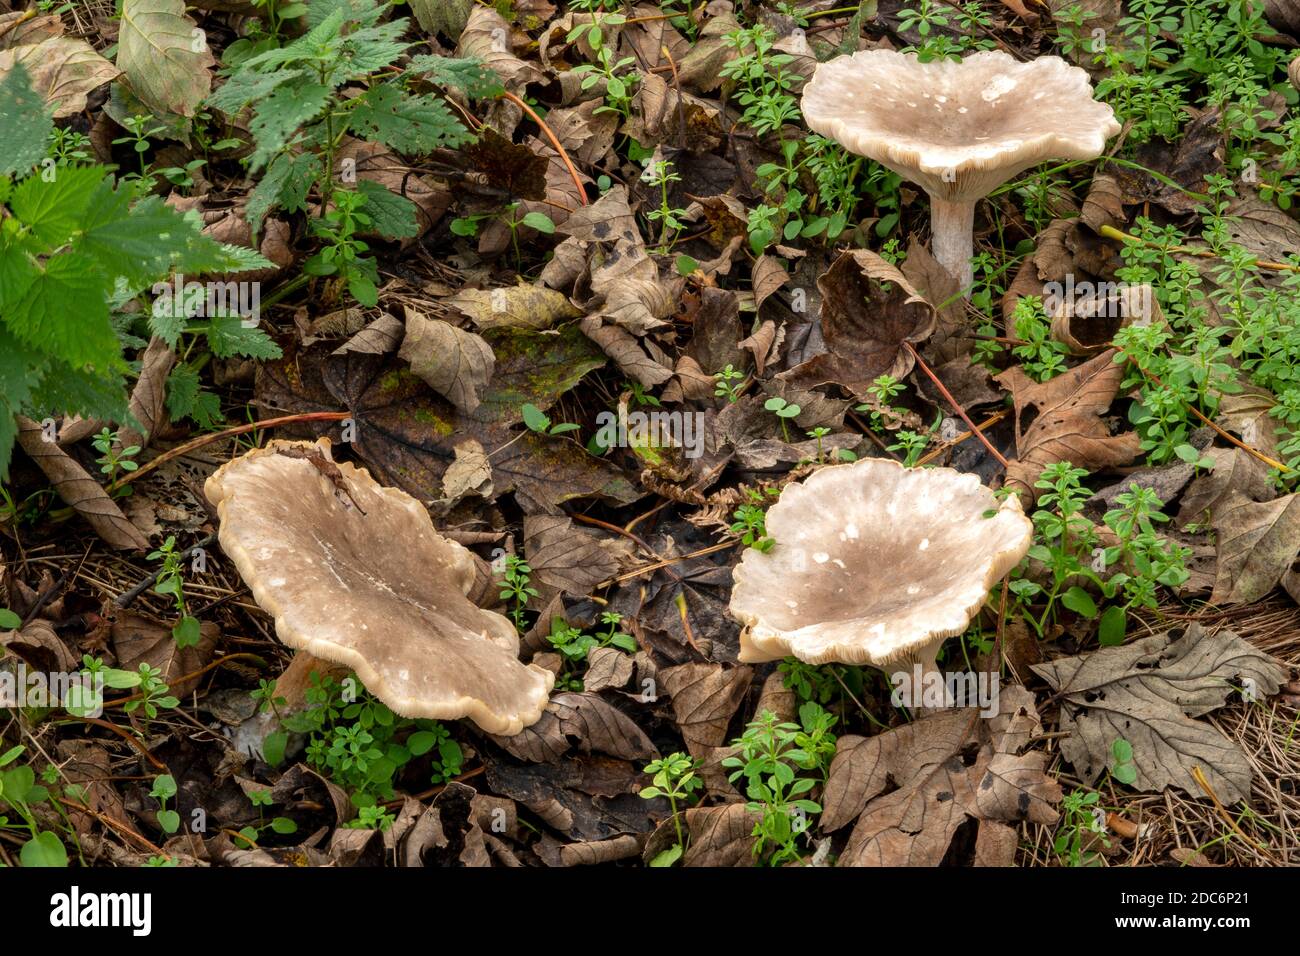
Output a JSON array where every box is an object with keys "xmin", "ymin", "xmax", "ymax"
[
  {"xmin": 350, "ymin": 85, "xmax": 471, "ymax": 154},
  {"xmin": 356, "ymin": 179, "xmax": 418, "ymax": 240},
  {"xmin": 246, "ymin": 150, "xmax": 320, "ymax": 231},
  {"xmin": 0, "ymin": 65, "xmax": 53, "ymax": 175},
  {"xmin": 408, "ymin": 54, "xmax": 503, "ymax": 100},
  {"xmin": 201, "ymin": 315, "xmax": 283, "ymax": 359},
  {"xmin": 5, "ymin": 251, "xmax": 119, "ymax": 369},
  {"xmin": 10, "ymin": 165, "xmax": 105, "ymax": 248},
  {"xmin": 248, "ymin": 80, "xmax": 331, "ymax": 172}
]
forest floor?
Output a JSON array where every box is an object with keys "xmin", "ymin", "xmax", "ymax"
[{"xmin": 2, "ymin": 0, "xmax": 1300, "ymax": 869}]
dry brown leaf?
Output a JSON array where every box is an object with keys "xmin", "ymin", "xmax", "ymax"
[
  {"xmin": 658, "ymin": 663, "xmax": 753, "ymax": 758},
  {"xmin": 1208, "ymin": 491, "xmax": 1300, "ymax": 605},
  {"xmin": 488, "ymin": 692, "xmax": 657, "ymax": 763},
  {"xmin": 111, "ymin": 609, "xmax": 219, "ymax": 698},
  {"xmin": 579, "ymin": 317, "xmax": 674, "ymax": 387},
  {"xmin": 830, "ymin": 687, "xmax": 1060, "ymax": 867},
  {"xmin": 117, "ymin": 0, "xmax": 213, "ymax": 118},
  {"xmin": 445, "ymin": 283, "xmax": 581, "ymax": 331},
  {"xmin": 0, "ymin": 35, "xmax": 119, "ymax": 117},
  {"xmin": 681, "ymin": 802, "xmax": 760, "ymax": 866},
  {"xmin": 120, "ymin": 336, "xmax": 175, "ymax": 452},
  {"xmin": 398, "ymin": 308, "xmax": 495, "ymax": 412},
  {"xmin": 1216, "ymin": 384, "xmax": 1283, "ymax": 462},
  {"xmin": 1032, "ymin": 623, "xmax": 1288, "ymax": 803},
  {"xmin": 523, "ymin": 514, "xmax": 622, "ymax": 605},
  {"xmin": 455, "ymin": 7, "xmax": 543, "ymax": 91},
  {"xmin": 780, "ymin": 249, "xmax": 936, "ymax": 400},
  {"xmin": 1177, "ymin": 446, "xmax": 1274, "ymax": 529},
  {"xmin": 15, "ymin": 417, "xmax": 149, "ymax": 550},
  {"xmin": 584, "ymin": 646, "xmax": 635, "ymax": 694},
  {"xmin": 996, "ymin": 349, "xmax": 1142, "ymax": 503}
]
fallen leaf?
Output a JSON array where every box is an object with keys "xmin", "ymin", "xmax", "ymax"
[
  {"xmin": 681, "ymin": 802, "xmax": 760, "ymax": 866},
  {"xmin": 523, "ymin": 514, "xmax": 622, "ymax": 604},
  {"xmin": 117, "ymin": 0, "xmax": 213, "ymax": 118},
  {"xmin": 1209, "ymin": 491, "xmax": 1300, "ymax": 604},
  {"xmin": 1031, "ymin": 623, "xmax": 1288, "ymax": 803},
  {"xmin": 445, "ymin": 283, "xmax": 581, "ymax": 331},
  {"xmin": 399, "ymin": 308, "xmax": 495, "ymax": 413},
  {"xmin": 584, "ymin": 646, "xmax": 634, "ymax": 694},
  {"xmin": 15, "ymin": 417, "xmax": 149, "ymax": 550},
  {"xmin": 780, "ymin": 249, "xmax": 936, "ymax": 400},
  {"xmin": 0, "ymin": 36, "xmax": 119, "ymax": 117},
  {"xmin": 111, "ymin": 608, "xmax": 218, "ymax": 698},
  {"xmin": 996, "ymin": 349, "xmax": 1142, "ymax": 503},
  {"xmin": 1177, "ymin": 446, "xmax": 1275, "ymax": 529},
  {"xmin": 658, "ymin": 663, "xmax": 753, "ymax": 758},
  {"xmin": 455, "ymin": 6, "xmax": 542, "ymax": 91},
  {"xmin": 489, "ymin": 692, "xmax": 657, "ymax": 763}
]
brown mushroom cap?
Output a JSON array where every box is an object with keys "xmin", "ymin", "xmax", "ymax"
[
  {"xmin": 205, "ymin": 439, "xmax": 553, "ymax": 735},
  {"xmin": 729, "ymin": 458, "xmax": 1032, "ymax": 670},
  {"xmin": 801, "ymin": 50, "xmax": 1120, "ymax": 203}
]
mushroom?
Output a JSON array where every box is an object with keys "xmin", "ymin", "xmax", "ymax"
[
  {"xmin": 205, "ymin": 438, "xmax": 554, "ymax": 735},
  {"xmin": 801, "ymin": 50, "xmax": 1120, "ymax": 292},
  {"xmin": 728, "ymin": 457, "xmax": 1032, "ymax": 686}
]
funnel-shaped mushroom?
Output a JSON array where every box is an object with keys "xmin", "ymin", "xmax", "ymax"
[
  {"xmin": 205, "ymin": 439, "xmax": 554, "ymax": 735},
  {"xmin": 729, "ymin": 458, "xmax": 1032, "ymax": 681},
  {"xmin": 802, "ymin": 50, "xmax": 1120, "ymax": 292}
]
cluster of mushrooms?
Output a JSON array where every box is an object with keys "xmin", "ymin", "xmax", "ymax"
[{"xmin": 210, "ymin": 50, "xmax": 1119, "ymax": 732}]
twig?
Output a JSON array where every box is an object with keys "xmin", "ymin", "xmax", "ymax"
[
  {"xmin": 902, "ymin": 342, "xmax": 1010, "ymax": 468},
  {"xmin": 114, "ymin": 532, "xmax": 218, "ymax": 608},
  {"xmin": 1099, "ymin": 224, "xmax": 1300, "ymax": 274},
  {"xmin": 106, "ymin": 411, "xmax": 353, "ymax": 494},
  {"xmin": 916, "ymin": 410, "xmax": 1010, "ymax": 466},
  {"xmin": 498, "ymin": 90, "xmax": 589, "ymax": 206}
]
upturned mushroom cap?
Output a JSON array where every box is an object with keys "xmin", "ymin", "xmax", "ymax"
[
  {"xmin": 205, "ymin": 439, "xmax": 554, "ymax": 736},
  {"xmin": 729, "ymin": 458, "xmax": 1032, "ymax": 669},
  {"xmin": 801, "ymin": 50, "xmax": 1120, "ymax": 203}
]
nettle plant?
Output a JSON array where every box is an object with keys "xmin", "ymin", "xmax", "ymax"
[
  {"xmin": 205, "ymin": 0, "xmax": 496, "ymax": 305},
  {"xmin": 0, "ymin": 66, "xmax": 270, "ymax": 478},
  {"xmin": 1002, "ymin": 462, "xmax": 1191, "ymax": 647}
]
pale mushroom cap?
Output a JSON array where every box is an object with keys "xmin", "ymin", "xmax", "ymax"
[
  {"xmin": 802, "ymin": 50, "xmax": 1121, "ymax": 201},
  {"xmin": 729, "ymin": 458, "xmax": 1032, "ymax": 666},
  {"xmin": 205, "ymin": 439, "xmax": 554, "ymax": 736}
]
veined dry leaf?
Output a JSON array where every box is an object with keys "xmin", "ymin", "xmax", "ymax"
[
  {"xmin": 15, "ymin": 417, "xmax": 149, "ymax": 550},
  {"xmin": 0, "ymin": 12, "xmax": 64, "ymax": 50},
  {"xmin": 830, "ymin": 687, "xmax": 1060, "ymax": 867},
  {"xmin": 455, "ymin": 6, "xmax": 542, "ymax": 91},
  {"xmin": 584, "ymin": 646, "xmax": 634, "ymax": 694},
  {"xmin": 1032, "ymin": 623, "xmax": 1288, "ymax": 803},
  {"xmin": 523, "ymin": 514, "xmax": 622, "ymax": 605},
  {"xmin": 409, "ymin": 0, "xmax": 473, "ymax": 37},
  {"xmin": 1209, "ymin": 491, "xmax": 1300, "ymax": 605},
  {"xmin": 681, "ymin": 802, "xmax": 760, "ymax": 866},
  {"xmin": 675, "ymin": 12, "xmax": 741, "ymax": 93},
  {"xmin": 580, "ymin": 317, "xmax": 674, "ymax": 387},
  {"xmin": 1216, "ymin": 384, "xmax": 1282, "ymax": 462},
  {"xmin": 997, "ymin": 348, "xmax": 1142, "ymax": 503},
  {"xmin": 0, "ymin": 36, "xmax": 119, "ymax": 117},
  {"xmin": 659, "ymin": 663, "xmax": 753, "ymax": 758},
  {"xmin": 488, "ymin": 692, "xmax": 657, "ymax": 763},
  {"xmin": 780, "ymin": 249, "xmax": 936, "ymax": 400},
  {"xmin": 1177, "ymin": 446, "xmax": 1274, "ymax": 529},
  {"xmin": 439, "ymin": 438, "xmax": 493, "ymax": 504},
  {"xmin": 1224, "ymin": 195, "xmax": 1300, "ymax": 264},
  {"xmin": 398, "ymin": 308, "xmax": 495, "ymax": 412},
  {"xmin": 445, "ymin": 284, "xmax": 581, "ymax": 331},
  {"xmin": 117, "ymin": 0, "xmax": 214, "ymax": 118},
  {"xmin": 902, "ymin": 239, "xmax": 968, "ymax": 364},
  {"xmin": 471, "ymin": 324, "xmax": 605, "ymax": 426},
  {"xmin": 112, "ymin": 609, "xmax": 219, "ymax": 698},
  {"xmin": 589, "ymin": 239, "xmax": 676, "ymax": 335},
  {"xmin": 752, "ymin": 256, "xmax": 790, "ymax": 311},
  {"xmin": 120, "ymin": 336, "xmax": 175, "ymax": 452}
]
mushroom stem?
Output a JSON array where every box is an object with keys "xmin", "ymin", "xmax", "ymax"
[
  {"xmin": 928, "ymin": 196, "xmax": 976, "ymax": 295},
  {"xmin": 889, "ymin": 640, "xmax": 946, "ymax": 716}
]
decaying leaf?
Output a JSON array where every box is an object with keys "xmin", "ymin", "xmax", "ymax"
[
  {"xmin": 1208, "ymin": 492, "xmax": 1300, "ymax": 605},
  {"xmin": 15, "ymin": 417, "xmax": 149, "ymax": 550},
  {"xmin": 997, "ymin": 348, "xmax": 1142, "ymax": 503},
  {"xmin": 117, "ymin": 0, "xmax": 214, "ymax": 118},
  {"xmin": 0, "ymin": 36, "xmax": 119, "ymax": 117},
  {"xmin": 488, "ymin": 692, "xmax": 657, "ymax": 763},
  {"xmin": 523, "ymin": 514, "xmax": 623, "ymax": 605},
  {"xmin": 780, "ymin": 249, "xmax": 936, "ymax": 399},
  {"xmin": 658, "ymin": 663, "xmax": 753, "ymax": 758},
  {"xmin": 398, "ymin": 308, "xmax": 495, "ymax": 412},
  {"xmin": 1032, "ymin": 624, "xmax": 1288, "ymax": 803},
  {"xmin": 825, "ymin": 687, "xmax": 1061, "ymax": 867},
  {"xmin": 445, "ymin": 283, "xmax": 582, "ymax": 331}
]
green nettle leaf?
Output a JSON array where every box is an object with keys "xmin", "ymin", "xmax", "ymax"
[
  {"xmin": 5, "ymin": 251, "xmax": 119, "ymax": 369},
  {"xmin": 0, "ymin": 65, "xmax": 54, "ymax": 175},
  {"xmin": 350, "ymin": 85, "xmax": 472, "ymax": 153},
  {"xmin": 408, "ymin": 55, "xmax": 503, "ymax": 100},
  {"xmin": 117, "ymin": 0, "xmax": 215, "ymax": 118},
  {"xmin": 201, "ymin": 316, "xmax": 283, "ymax": 360},
  {"xmin": 247, "ymin": 81, "xmax": 332, "ymax": 172},
  {"xmin": 10, "ymin": 166, "xmax": 105, "ymax": 247},
  {"xmin": 355, "ymin": 180, "xmax": 418, "ymax": 240},
  {"xmin": 246, "ymin": 151, "xmax": 321, "ymax": 231}
]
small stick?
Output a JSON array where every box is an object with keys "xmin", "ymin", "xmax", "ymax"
[
  {"xmin": 1100, "ymin": 224, "xmax": 1300, "ymax": 274},
  {"xmin": 902, "ymin": 341, "xmax": 1010, "ymax": 468},
  {"xmin": 498, "ymin": 89, "xmax": 589, "ymax": 206}
]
